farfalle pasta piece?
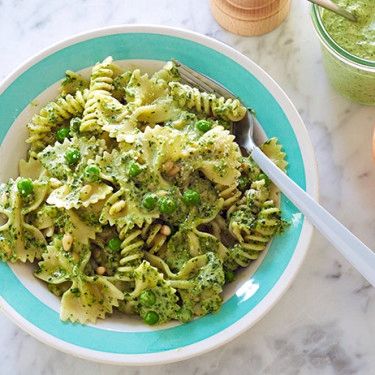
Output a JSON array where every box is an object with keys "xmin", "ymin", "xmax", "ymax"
[
  {"xmin": 141, "ymin": 125, "xmax": 192, "ymax": 187},
  {"xmin": 96, "ymin": 147, "xmax": 140, "ymax": 186},
  {"xmin": 47, "ymin": 181, "xmax": 113, "ymax": 210},
  {"xmin": 125, "ymin": 68, "xmax": 168, "ymax": 106},
  {"xmin": 161, "ymin": 196, "xmax": 225, "ymax": 271},
  {"xmin": 35, "ymin": 239, "xmax": 123, "ymax": 323},
  {"xmin": 30, "ymin": 203, "xmax": 59, "ymax": 230},
  {"xmin": 0, "ymin": 179, "xmax": 48, "ymax": 262},
  {"xmin": 131, "ymin": 97, "xmax": 177, "ymax": 125},
  {"xmin": 168, "ymin": 252, "xmax": 225, "ymax": 317},
  {"xmin": 38, "ymin": 136, "xmax": 106, "ymax": 181},
  {"xmin": 30, "ymin": 204, "xmax": 101, "ymax": 245},
  {"xmin": 151, "ymin": 60, "xmax": 180, "ymax": 85},
  {"xmin": 163, "ymin": 223, "xmax": 226, "ymax": 271},
  {"xmin": 64, "ymin": 210, "xmax": 101, "ymax": 245},
  {"xmin": 95, "ymin": 149, "xmax": 126, "ymax": 184},
  {"xmin": 35, "ymin": 238, "xmax": 79, "ymax": 284},
  {"xmin": 142, "ymin": 125, "xmax": 241, "ymax": 187},
  {"xmin": 145, "ymin": 252, "xmax": 208, "ymax": 281},
  {"xmin": 194, "ymin": 126, "xmax": 241, "ymax": 186},
  {"xmin": 61, "ymin": 276, "xmax": 124, "ymax": 323},
  {"xmin": 142, "ymin": 125, "xmax": 191, "ymax": 166},
  {"xmin": 103, "ymin": 67, "xmax": 178, "ymax": 143},
  {"xmin": 19, "ymin": 158, "xmax": 45, "ymax": 180},
  {"xmin": 101, "ymin": 96, "xmax": 176, "ymax": 144},
  {"xmin": 98, "ymin": 96, "xmax": 139, "ymax": 143},
  {"xmin": 260, "ymin": 137, "xmax": 288, "ymax": 171},
  {"xmin": 102, "ymin": 118, "xmax": 139, "ymax": 144},
  {"xmin": 96, "ymin": 147, "xmax": 160, "ymax": 193},
  {"xmin": 100, "ymin": 188, "xmax": 159, "ymax": 231},
  {"xmin": 122, "ymin": 261, "xmax": 180, "ymax": 323}
]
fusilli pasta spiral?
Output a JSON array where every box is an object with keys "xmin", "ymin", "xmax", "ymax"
[
  {"xmin": 80, "ymin": 57, "xmax": 117, "ymax": 133},
  {"xmin": 216, "ymin": 183, "xmax": 242, "ymax": 209},
  {"xmin": 27, "ymin": 90, "xmax": 88, "ymax": 152},
  {"xmin": 227, "ymin": 179, "xmax": 283, "ymax": 268},
  {"xmin": 116, "ymin": 228, "xmax": 145, "ymax": 280},
  {"xmin": 169, "ymin": 81, "xmax": 247, "ymax": 121}
]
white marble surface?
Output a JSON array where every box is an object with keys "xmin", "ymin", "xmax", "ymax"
[{"xmin": 1, "ymin": 0, "xmax": 375, "ymax": 374}]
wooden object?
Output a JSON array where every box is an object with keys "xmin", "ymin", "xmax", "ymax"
[{"xmin": 210, "ymin": 0, "xmax": 291, "ymax": 36}]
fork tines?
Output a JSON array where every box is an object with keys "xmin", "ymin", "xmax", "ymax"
[{"xmin": 174, "ymin": 59, "xmax": 235, "ymax": 100}]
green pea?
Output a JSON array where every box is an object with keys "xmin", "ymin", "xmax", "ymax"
[
  {"xmin": 225, "ymin": 270, "xmax": 235, "ymax": 283},
  {"xmin": 143, "ymin": 311, "xmax": 159, "ymax": 325},
  {"xmin": 56, "ymin": 127, "xmax": 70, "ymax": 142},
  {"xmin": 182, "ymin": 189, "xmax": 201, "ymax": 206},
  {"xmin": 128, "ymin": 162, "xmax": 142, "ymax": 177},
  {"xmin": 17, "ymin": 178, "xmax": 33, "ymax": 197},
  {"xmin": 108, "ymin": 237, "xmax": 122, "ymax": 252},
  {"xmin": 139, "ymin": 290, "xmax": 156, "ymax": 307},
  {"xmin": 65, "ymin": 149, "xmax": 81, "ymax": 166},
  {"xmin": 195, "ymin": 119, "xmax": 212, "ymax": 133},
  {"xmin": 158, "ymin": 196, "xmax": 177, "ymax": 214},
  {"xmin": 85, "ymin": 165, "xmax": 101, "ymax": 181},
  {"xmin": 142, "ymin": 193, "xmax": 158, "ymax": 210},
  {"xmin": 178, "ymin": 308, "xmax": 193, "ymax": 323},
  {"xmin": 70, "ymin": 117, "xmax": 81, "ymax": 133}
]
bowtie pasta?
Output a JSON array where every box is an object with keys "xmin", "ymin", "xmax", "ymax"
[{"xmin": 0, "ymin": 58, "xmax": 288, "ymax": 325}]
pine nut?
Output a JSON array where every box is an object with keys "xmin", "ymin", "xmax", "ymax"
[
  {"xmin": 96, "ymin": 266, "xmax": 106, "ymax": 275},
  {"xmin": 168, "ymin": 165, "xmax": 180, "ymax": 176},
  {"xmin": 62, "ymin": 233, "xmax": 73, "ymax": 251},
  {"xmin": 80, "ymin": 184, "xmax": 92, "ymax": 199},
  {"xmin": 164, "ymin": 161, "xmax": 180, "ymax": 176},
  {"xmin": 109, "ymin": 200, "xmax": 126, "ymax": 215},
  {"xmin": 160, "ymin": 225, "xmax": 171, "ymax": 236},
  {"xmin": 44, "ymin": 226, "xmax": 54, "ymax": 237},
  {"xmin": 50, "ymin": 178, "xmax": 62, "ymax": 188},
  {"xmin": 163, "ymin": 160, "xmax": 174, "ymax": 172}
]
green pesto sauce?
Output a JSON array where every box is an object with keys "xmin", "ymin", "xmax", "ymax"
[{"xmin": 322, "ymin": 0, "xmax": 375, "ymax": 60}]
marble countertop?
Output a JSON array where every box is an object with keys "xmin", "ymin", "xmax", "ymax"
[{"xmin": 1, "ymin": 1, "xmax": 375, "ymax": 374}]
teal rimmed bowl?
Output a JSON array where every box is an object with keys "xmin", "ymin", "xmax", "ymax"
[{"xmin": 0, "ymin": 25, "xmax": 318, "ymax": 365}]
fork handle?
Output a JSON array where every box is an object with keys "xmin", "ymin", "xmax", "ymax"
[
  {"xmin": 251, "ymin": 146, "xmax": 375, "ymax": 287},
  {"xmin": 307, "ymin": 0, "xmax": 357, "ymax": 21}
]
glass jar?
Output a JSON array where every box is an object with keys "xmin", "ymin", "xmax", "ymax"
[{"xmin": 311, "ymin": 4, "xmax": 375, "ymax": 105}]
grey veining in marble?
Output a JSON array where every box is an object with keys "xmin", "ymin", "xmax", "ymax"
[{"xmin": 1, "ymin": 1, "xmax": 375, "ymax": 374}]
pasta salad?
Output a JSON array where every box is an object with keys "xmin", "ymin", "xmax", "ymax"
[{"xmin": 0, "ymin": 58, "xmax": 287, "ymax": 325}]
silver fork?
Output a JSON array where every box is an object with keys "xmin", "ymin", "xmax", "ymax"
[
  {"xmin": 308, "ymin": 0, "xmax": 357, "ymax": 22},
  {"xmin": 176, "ymin": 60, "xmax": 375, "ymax": 287}
]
